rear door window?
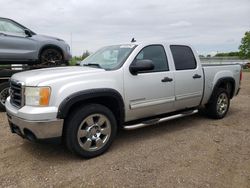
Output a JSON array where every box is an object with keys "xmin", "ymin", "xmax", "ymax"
[{"xmin": 170, "ymin": 45, "xmax": 197, "ymax": 70}]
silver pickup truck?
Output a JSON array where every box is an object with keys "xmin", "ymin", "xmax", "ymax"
[{"xmin": 5, "ymin": 43, "xmax": 242, "ymax": 158}]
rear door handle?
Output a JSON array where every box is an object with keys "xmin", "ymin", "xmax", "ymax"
[
  {"xmin": 193, "ymin": 74, "xmax": 201, "ymax": 79},
  {"xmin": 161, "ymin": 77, "xmax": 173, "ymax": 82}
]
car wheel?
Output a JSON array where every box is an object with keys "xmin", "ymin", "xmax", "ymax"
[
  {"xmin": 39, "ymin": 48, "xmax": 65, "ymax": 66},
  {"xmin": 0, "ymin": 82, "xmax": 9, "ymax": 111},
  {"xmin": 64, "ymin": 104, "xmax": 117, "ymax": 158},
  {"xmin": 205, "ymin": 88, "xmax": 230, "ymax": 119}
]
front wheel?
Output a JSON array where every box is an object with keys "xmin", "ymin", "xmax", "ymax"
[
  {"xmin": 205, "ymin": 88, "xmax": 230, "ymax": 119},
  {"xmin": 39, "ymin": 48, "xmax": 66, "ymax": 66},
  {"xmin": 64, "ymin": 104, "xmax": 117, "ymax": 158}
]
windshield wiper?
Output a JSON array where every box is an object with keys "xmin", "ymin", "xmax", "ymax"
[{"xmin": 83, "ymin": 63, "xmax": 102, "ymax": 68}]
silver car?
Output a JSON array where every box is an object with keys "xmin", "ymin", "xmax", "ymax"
[{"xmin": 0, "ymin": 17, "xmax": 71, "ymax": 65}]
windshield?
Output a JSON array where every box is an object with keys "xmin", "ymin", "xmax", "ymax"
[{"xmin": 81, "ymin": 44, "xmax": 136, "ymax": 70}]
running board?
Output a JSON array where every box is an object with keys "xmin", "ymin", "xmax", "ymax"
[{"xmin": 123, "ymin": 109, "xmax": 198, "ymax": 130}]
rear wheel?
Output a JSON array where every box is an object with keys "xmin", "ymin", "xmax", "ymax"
[
  {"xmin": 64, "ymin": 104, "xmax": 117, "ymax": 158},
  {"xmin": 205, "ymin": 88, "xmax": 230, "ymax": 119},
  {"xmin": 39, "ymin": 48, "xmax": 66, "ymax": 66},
  {"xmin": 0, "ymin": 82, "xmax": 9, "ymax": 111}
]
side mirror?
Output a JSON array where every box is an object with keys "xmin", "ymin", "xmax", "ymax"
[
  {"xmin": 129, "ymin": 59, "xmax": 154, "ymax": 75},
  {"xmin": 24, "ymin": 29, "xmax": 32, "ymax": 37}
]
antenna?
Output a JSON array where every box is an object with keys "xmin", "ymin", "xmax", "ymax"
[{"xmin": 131, "ymin": 38, "xmax": 136, "ymax": 43}]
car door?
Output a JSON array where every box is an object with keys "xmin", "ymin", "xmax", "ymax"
[
  {"xmin": 0, "ymin": 18, "xmax": 37, "ymax": 62},
  {"xmin": 124, "ymin": 45, "xmax": 175, "ymax": 121},
  {"xmin": 170, "ymin": 45, "xmax": 203, "ymax": 110}
]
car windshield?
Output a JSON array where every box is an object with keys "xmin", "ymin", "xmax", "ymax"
[{"xmin": 81, "ymin": 44, "xmax": 136, "ymax": 70}]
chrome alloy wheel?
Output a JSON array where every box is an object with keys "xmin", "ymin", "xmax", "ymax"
[
  {"xmin": 77, "ymin": 114, "xmax": 111, "ymax": 152},
  {"xmin": 216, "ymin": 93, "xmax": 228, "ymax": 116}
]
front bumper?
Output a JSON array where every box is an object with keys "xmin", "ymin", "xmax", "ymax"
[
  {"xmin": 63, "ymin": 48, "xmax": 72, "ymax": 61},
  {"xmin": 7, "ymin": 113, "xmax": 64, "ymax": 140},
  {"xmin": 5, "ymin": 97, "xmax": 64, "ymax": 140}
]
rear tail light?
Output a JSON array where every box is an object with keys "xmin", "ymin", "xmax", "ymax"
[
  {"xmin": 239, "ymin": 68, "xmax": 243, "ymax": 85},
  {"xmin": 240, "ymin": 69, "xmax": 243, "ymax": 81}
]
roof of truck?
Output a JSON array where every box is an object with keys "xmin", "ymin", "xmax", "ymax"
[{"xmin": 112, "ymin": 42, "xmax": 193, "ymax": 49}]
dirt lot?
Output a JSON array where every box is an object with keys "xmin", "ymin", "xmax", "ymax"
[{"xmin": 0, "ymin": 73, "xmax": 250, "ymax": 188}]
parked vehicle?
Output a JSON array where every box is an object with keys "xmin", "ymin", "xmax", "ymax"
[
  {"xmin": 5, "ymin": 42, "xmax": 242, "ymax": 158},
  {"xmin": 0, "ymin": 17, "xmax": 71, "ymax": 65},
  {"xmin": 0, "ymin": 65, "xmax": 22, "ymax": 110},
  {"xmin": 244, "ymin": 62, "xmax": 250, "ymax": 69},
  {"xmin": 0, "ymin": 17, "xmax": 71, "ymax": 110}
]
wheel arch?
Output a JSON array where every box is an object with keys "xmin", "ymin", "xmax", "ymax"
[
  {"xmin": 57, "ymin": 88, "xmax": 125, "ymax": 126},
  {"xmin": 209, "ymin": 77, "xmax": 235, "ymax": 102}
]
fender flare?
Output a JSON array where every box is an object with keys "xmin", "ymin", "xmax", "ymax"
[
  {"xmin": 209, "ymin": 77, "xmax": 236, "ymax": 102},
  {"xmin": 57, "ymin": 88, "xmax": 125, "ymax": 123}
]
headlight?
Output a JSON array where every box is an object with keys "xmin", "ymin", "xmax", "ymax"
[{"xmin": 25, "ymin": 87, "xmax": 51, "ymax": 106}]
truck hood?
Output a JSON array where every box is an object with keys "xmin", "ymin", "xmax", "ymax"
[{"xmin": 11, "ymin": 66, "xmax": 105, "ymax": 86}]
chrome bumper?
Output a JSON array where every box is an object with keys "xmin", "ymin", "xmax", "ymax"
[{"xmin": 7, "ymin": 112, "xmax": 64, "ymax": 140}]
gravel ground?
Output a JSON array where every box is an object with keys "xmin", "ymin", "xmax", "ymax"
[{"xmin": 0, "ymin": 73, "xmax": 250, "ymax": 188}]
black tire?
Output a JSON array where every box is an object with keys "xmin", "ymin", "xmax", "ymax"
[
  {"xmin": 205, "ymin": 88, "xmax": 230, "ymax": 119},
  {"xmin": 39, "ymin": 48, "xmax": 66, "ymax": 66},
  {"xmin": 0, "ymin": 82, "xmax": 9, "ymax": 111},
  {"xmin": 64, "ymin": 104, "xmax": 117, "ymax": 158}
]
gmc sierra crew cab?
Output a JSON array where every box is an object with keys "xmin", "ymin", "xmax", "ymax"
[{"xmin": 5, "ymin": 43, "xmax": 242, "ymax": 158}]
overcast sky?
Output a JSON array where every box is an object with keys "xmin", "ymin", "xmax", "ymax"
[{"xmin": 1, "ymin": 0, "xmax": 250, "ymax": 56}]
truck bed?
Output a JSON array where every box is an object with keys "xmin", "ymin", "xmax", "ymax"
[
  {"xmin": 201, "ymin": 63, "xmax": 241, "ymax": 105},
  {"xmin": 202, "ymin": 63, "xmax": 242, "ymax": 66}
]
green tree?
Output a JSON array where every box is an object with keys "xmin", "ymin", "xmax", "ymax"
[
  {"xmin": 69, "ymin": 50, "xmax": 90, "ymax": 65},
  {"xmin": 239, "ymin": 31, "xmax": 250, "ymax": 59},
  {"xmin": 82, "ymin": 50, "xmax": 90, "ymax": 59},
  {"xmin": 215, "ymin": 52, "xmax": 240, "ymax": 57}
]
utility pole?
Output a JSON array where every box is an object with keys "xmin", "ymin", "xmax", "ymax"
[{"xmin": 70, "ymin": 32, "xmax": 73, "ymax": 55}]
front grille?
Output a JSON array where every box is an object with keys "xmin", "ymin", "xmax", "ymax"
[{"xmin": 10, "ymin": 80, "xmax": 24, "ymax": 108}]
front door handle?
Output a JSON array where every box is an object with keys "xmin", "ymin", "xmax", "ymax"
[
  {"xmin": 193, "ymin": 74, "xmax": 202, "ymax": 79},
  {"xmin": 161, "ymin": 77, "xmax": 173, "ymax": 82}
]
